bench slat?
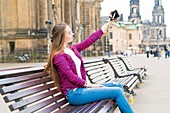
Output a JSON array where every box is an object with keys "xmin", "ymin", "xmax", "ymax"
[
  {"xmin": 92, "ymin": 73, "xmax": 112, "ymax": 83},
  {"xmin": 0, "ymin": 77, "xmax": 51, "ymax": 94},
  {"xmin": 87, "ymin": 67, "xmax": 109, "ymax": 75},
  {"xmin": 53, "ymin": 104, "xmax": 75, "ymax": 113},
  {"xmin": 0, "ymin": 67, "xmax": 44, "ymax": 77},
  {"xmin": 68, "ymin": 103, "xmax": 92, "ymax": 113},
  {"xmin": 18, "ymin": 94, "xmax": 67, "ymax": 113},
  {"xmin": 119, "ymin": 76, "xmax": 134, "ymax": 85},
  {"xmin": 38, "ymin": 102, "xmax": 71, "ymax": 113},
  {"xmin": 126, "ymin": 76, "xmax": 138, "ymax": 88},
  {"xmin": 97, "ymin": 100, "xmax": 117, "ymax": 113},
  {"xmin": 85, "ymin": 63, "xmax": 106, "ymax": 71},
  {"xmin": 128, "ymin": 79, "xmax": 139, "ymax": 92},
  {"xmin": 4, "ymin": 83, "xmax": 55, "ymax": 102},
  {"xmin": 81, "ymin": 100, "xmax": 107, "ymax": 113},
  {"xmin": 9, "ymin": 89, "xmax": 59, "ymax": 111},
  {"xmin": 87, "ymin": 69, "xmax": 110, "ymax": 79},
  {"xmin": 0, "ymin": 72, "xmax": 48, "ymax": 85}
]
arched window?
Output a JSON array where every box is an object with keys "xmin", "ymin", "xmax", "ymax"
[
  {"xmin": 158, "ymin": 15, "xmax": 162, "ymax": 23},
  {"xmin": 132, "ymin": 7, "xmax": 136, "ymax": 13},
  {"xmin": 9, "ymin": 42, "xmax": 15, "ymax": 53},
  {"xmin": 132, "ymin": 20, "xmax": 136, "ymax": 24},
  {"xmin": 155, "ymin": 15, "xmax": 157, "ymax": 23},
  {"xmin": 129, "ymin": 34, "xmax": 132, "ymax": 40}
]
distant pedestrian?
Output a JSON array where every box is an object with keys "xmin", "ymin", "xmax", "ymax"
[
  {"xmin": 164, "ymin": 44, "xmax": 170, "ymax": 58},
  {"xmin": 146, "ymin": 45, "xmax": 150, "ymax": 58}
]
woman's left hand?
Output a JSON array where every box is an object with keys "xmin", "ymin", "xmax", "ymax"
[
  {"xmin": 101, "ymin": 19, "xmax": 118, "ymax": 34},
  {"xmin": 86, "ymin": 83, "xmax": 105, "ymax": 88}
]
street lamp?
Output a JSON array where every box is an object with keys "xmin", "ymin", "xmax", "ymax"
[
  {"xmin": 104, "ymin": 34, "xmax": 110, "ymax": 57},
  {"xmin": 45, "ymin": 20, "xmax": 52, "ymax": 55},
  {"xmin": 157, "ymin": 28, "xmax": 161, "ymax": 60},
  {"xmin": 107, "ymin": 33, "xmax": 111, "ymax": 57},
  {"xmin": 83, "ymin": 0, "xmax": 86, "ymax": 57},
  {"xmin": 164, "ymin": 28, "xmax": 166, "ymax": 44},
  {"xmin": 78, "ymin": 25, "xmax": 83, "ymax": 43},
  {"xmin": 78, "ymin": 25, "xmax": 83, "ymax": 55}
]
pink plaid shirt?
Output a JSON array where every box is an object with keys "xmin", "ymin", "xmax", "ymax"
[{"xmin": 53, "ymin": 29, "xmax": 104, "ymax": 97}]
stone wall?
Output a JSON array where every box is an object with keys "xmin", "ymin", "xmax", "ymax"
[{"xmin": 0, "ymin": 0, "xmax": 103, "ymax": 62}]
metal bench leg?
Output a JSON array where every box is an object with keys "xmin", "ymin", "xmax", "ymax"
[
  {"xmin": 144, "ymin": 71, "xmax": 148, "ymax": 76},
  {"xmin": 142, "ymin": 76, "xmax": 145, "ymax": 80},
  {"xmin": 131, "ymin": 90, "xmax": 137, "ymax": 96},
  {"xmin": 135, "ymin": 84, "xmax": 140, "ymax": 89},
  {"xmin": 137, "ymin": 75, "xmax": 143, "ymax": 83}
]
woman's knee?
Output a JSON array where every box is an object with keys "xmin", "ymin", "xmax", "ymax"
[
  {"xmin": 115, "ymin": 87, "xmax": 124, "ymax": 98},
  {"xmin": 117, "ymin": 82, "xmax": 124, "ymax": 90}
]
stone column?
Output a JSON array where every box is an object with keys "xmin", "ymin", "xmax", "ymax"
[
  {"xmin": 39, "ymin": 0, "xmax": 48, "ymax": 30},
  {"xmin": 64, "ymin": 0, "xmax": 72, "ymax": 26}
]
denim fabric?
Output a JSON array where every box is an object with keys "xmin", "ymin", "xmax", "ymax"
[
  {"xmin": 66, "ymin": 82, "xmax": 134, "ymax": 113},
  {"xmin": 165, "ymin": 50, "xmax": 169, "ymax": 58}
]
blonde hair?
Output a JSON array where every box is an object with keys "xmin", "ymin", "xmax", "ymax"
[{"xmin": 44, "ymin": 23, "xmax": 68, "ymax": 91}]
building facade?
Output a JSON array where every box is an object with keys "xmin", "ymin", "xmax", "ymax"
[
  {"xmin": 0, "ymin": 0, "xmax": 103, "ymax": 62},
  {"xmin": 101, "ymin": 0, "xmax": 143, "ymax": 55},
  {"xmin": 142, "ymin": 0, "xmax": 169, "ymax": 51},
  {"xmin": 101, "ymin": 20, "xmax": 142, "ymax": 55}
]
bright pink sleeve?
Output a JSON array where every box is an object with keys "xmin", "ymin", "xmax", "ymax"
[{"xmin": 74, "ymin": 29, "xmax": 104, "ymax": 52}]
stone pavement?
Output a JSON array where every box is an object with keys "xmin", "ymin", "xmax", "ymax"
[
  {"xmin": 1, "ymin": 54, "xmax": 170, "ymax": 113},
  {"xmin": 128, "ymin": 54, "xmax": 170, "ymax": 113},
  {"xmin": 114, "ymin": 54, "xmax": 170, "ymax": 113},
  {"xmin": 125, "ymin": 55, "xmax": 170, "ymax": 113}
]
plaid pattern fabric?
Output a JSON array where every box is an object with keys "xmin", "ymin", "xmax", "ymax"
[{"xmin": 53, "ymin": 29, "xmax": 103, "ymax": 97}]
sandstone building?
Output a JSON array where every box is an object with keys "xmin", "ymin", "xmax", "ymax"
[
  {"xmin": 102, "ymin": 0, "xmax": 169, "ymax": 55},
  {"xmin": 101, "ymin": 0, "xmax": 143, "ymax": 55},
  {"xmin": 0, "ymin": 0, "xmax": 103, "ymax": 62}
]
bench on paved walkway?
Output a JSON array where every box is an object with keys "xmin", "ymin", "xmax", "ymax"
[
  {"xmin": 0, "ymin": 66, "xmax": 117, "ymax": 113},
  {"xmin": 104, "ymin": 57, "xmax": 145, "ymax": 83},
  {"xmin": 84, "ymin": 59, "xmax": 139, "ymax": 94},
  {"xmin": 117, "ymin": 55, "xmax": 148, "ymax": 76}
]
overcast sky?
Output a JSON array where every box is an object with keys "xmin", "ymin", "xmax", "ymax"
[{"xmin": 101, "ymin": 0, "xmax": 170, "ymax": 37}]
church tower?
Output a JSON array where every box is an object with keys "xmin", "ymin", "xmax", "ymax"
[
  {"xmin": 152, "ymin": 0, "xmax": 166, "ymax": 39},
  {"xmin": 128, "ymin": 0, "xmax": 141, "ymax": 24},
  {"xmin": 152, "ymin": 0, "xmax": 165, "ymax": 24},
  {"xmin": 142, "ymin": 0, "xmax": 168, "ymax": 53}
]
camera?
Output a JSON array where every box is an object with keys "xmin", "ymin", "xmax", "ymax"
[
  {"xmin": 45, "ymin": 20, "xmax": 52, "ymax": 25},
  {"xmin": 109, "ymin": 10, "xmax": 119, "ymax": 21}
]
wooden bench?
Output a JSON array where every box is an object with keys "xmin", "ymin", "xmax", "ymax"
[
  {"xmin": 118, "ymin": 55, "xmax": 148, "ymax": 76},
  {"xmin": 104, "ymin": 57, "xmax": 145, "ymax": 83},
  {"xmin": 84, "ymin": 59, "xmax": 139, "ymax": 94},
  {"xmin": 0, "ymin": 66, "xmax": 117, "ymax": 113}
]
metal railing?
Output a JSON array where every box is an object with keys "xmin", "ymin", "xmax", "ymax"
[{"xmin": 0, "ymin": 50, "xmax": 48, "ymax": 63}]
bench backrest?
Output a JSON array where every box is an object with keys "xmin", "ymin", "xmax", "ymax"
[
  {"xmin": 0, "ymin": 66, "xmax": 44, "ymax": 78},
  {"xmin": 84, "ymin": 59, "xmax": 139, "ymax": 93},
  {"xmin": 0, "ymin": 67, "xmax": 70, "ymax": 113},
  {"xmin": 105, "ymin": 58, "xmax": 128, "ymax": 78},
  {"xmin": 118, "ymin": 56, "xmax": 135, "ymax": 70},
  {"xmin": 84, "ymin": 59, "xmax": 116, "ymax": 84}
]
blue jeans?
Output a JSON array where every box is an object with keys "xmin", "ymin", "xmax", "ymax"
[
  {"xmin": 165, "ymin": 50, "xmax": 169, "ymax": 58},
  {"xmin": 66, "ymin": 82, "xmax": 134, "ymax": 113}
]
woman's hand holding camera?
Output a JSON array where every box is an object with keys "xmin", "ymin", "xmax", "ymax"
[{"xmin": 101, "ymin": 10, "xmax": 119, "ymax": 34}]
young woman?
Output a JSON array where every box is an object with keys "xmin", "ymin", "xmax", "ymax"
[{"xmin": 45, "ymin": 20, "xmax": 134, "ymax": 113}]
